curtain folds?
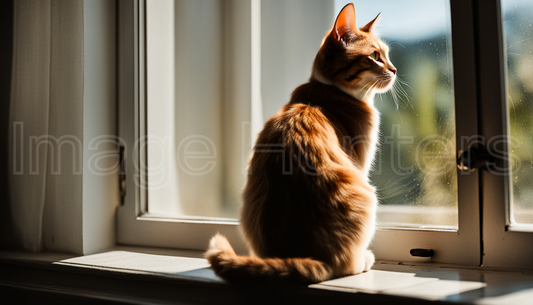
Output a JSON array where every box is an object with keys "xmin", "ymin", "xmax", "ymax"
[{"xmin": 9, "ymin": 0, "xmax": 83, "ymax": 252}]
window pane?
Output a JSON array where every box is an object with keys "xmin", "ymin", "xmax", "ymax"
[
  {"xmin": 146, "ymin": 0, "xmax": 228, "ymax": 219},
  {"xmin": 335, "ymin": 0, "xmax": 458, "ymax": 229},
  {"xmin": 145, "ymin": 0, "xmax": 334, "ymax": 220},
  {"xmin": 145, "ymin": 0, "xmax": 458, "ymax": 226},
  {"xmin": 502, "ymin": 0, "xmax": 533, "ymax": 225}
]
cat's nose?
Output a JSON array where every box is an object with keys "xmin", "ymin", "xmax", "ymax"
[{"xmin": 389, "ymin": 67, "xmax": 397, "ymax": 75}]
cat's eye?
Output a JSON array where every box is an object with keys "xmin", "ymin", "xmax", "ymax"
[{"xmin": 370, "ymin": 51, "xmax": 381, "ymax": 62}]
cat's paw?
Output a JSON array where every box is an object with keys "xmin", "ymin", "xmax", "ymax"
[
  {"xmin": 351, "ymin": 250, "xmax": 374, "ymax": 274},
  {"xmin": 363, "ymin": 250, "xmax": 375, "ymax": 272}
]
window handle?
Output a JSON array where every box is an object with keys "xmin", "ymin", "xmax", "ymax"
[{"xmin": 457, "ymin": 146, "xmax": 494, "ymax": 171}]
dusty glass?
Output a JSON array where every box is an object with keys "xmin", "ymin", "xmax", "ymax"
[
  {"xmin": 335, "ymin": 0, "xmax": 458, "ymax": 229},
  {"xmin": 145, "ymin": 0, "xmax": 459, "ymax": 227},
  {"xmin": 502, "ymin": 0, "xmax": 533, "ymax": 225}
]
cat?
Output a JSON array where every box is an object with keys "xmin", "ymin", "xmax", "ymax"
[{"xmin": 205, "ymin": 3, "xmax": 396, "ymax": 284}]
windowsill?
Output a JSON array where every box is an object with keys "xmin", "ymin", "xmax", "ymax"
[{"xmin": 2, "ymin": 247, "xmax": 533, "ymax": 304}]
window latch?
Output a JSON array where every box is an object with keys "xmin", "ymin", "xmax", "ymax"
[
  {"xmin": 457, "ymin": 146, "xmax": 494, "ymax": 172},
  {"xmin": 119, "ymin": 144, "xmax": 126, "ymax": 205},
  {"xmin": 410, "ymin": 248, "xmax": 434, "ymax": 257}
]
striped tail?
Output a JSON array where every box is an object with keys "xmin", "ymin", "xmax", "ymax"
[{"xmin": 204, "ymin": 233, "xmax": 333, "ymax": 284}]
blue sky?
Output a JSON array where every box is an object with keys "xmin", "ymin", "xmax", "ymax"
[
  {"xmin": 334, "ymin": 0, "xmax": 533, "ymax": 42},
  {"xmin": 334, "ymin": 0, "xmax": 450, "ymax": 41}
]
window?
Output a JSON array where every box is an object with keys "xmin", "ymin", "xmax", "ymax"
[
  {"xmin": 481, "ymin": 0, "xmax": 533, "ymax": 269},
  {"xmin": 338, "ymin": 0, "xmax": 458, "ymax": 230},
  {"xmin": 118, "ymin": 0, "xmax": 533, "ymax": 269},
  {"xmin": 348, "ymin": 0, "xmax": 480, "ymax": 265},
  {"xmin": 503, "ymin": 0, "xmax": 533, "ymax": 227}
]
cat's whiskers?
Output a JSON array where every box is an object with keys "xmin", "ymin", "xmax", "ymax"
[
  {"xmin": 390, "ymin": 83, "xmax": 400, "ymax": 109},
  {"xmin": 395, "ymin": 78, "xmax": 414, "ymax": 102},
  {"xmin": 388, "ymin": 83, "xmax": 405, "ymax": 123},
  {"xmin": 361, "ymin": 80, "xmax": 380, "ymax": 101},
  {"xmin": 361, "ymin": 79, "xmax": 378, "ymax": 91},
  {"xmin": 396, "ymin": 77, "xmax": 414, "ymax": 91},
  {"xmin": 396, "ymin": 74, "xmax": 412, "ymax": 86},
  {"xmin": 382, "ymin": 76, "xmax": 413, "ymax": 113},
  {"xmin": 396, "ymin": 78, "xmax": 414, "ymax": 110},
  {"xmin": 343, "ymin": 79, "xmax": 379, "ymax": 102}
]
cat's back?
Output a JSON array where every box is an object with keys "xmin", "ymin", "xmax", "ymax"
[
  {"xmin": 256, "ymin": 81, "xmax": 364, "ymax": 147},
  {"xmin": 244, "ymin": 80, "xmax": 372, "ymax": 201},
  {"xmin": 241, "ymin": 82, "xmax": 373, "ymax": 260},
  {"xmin": 253, "ymin": 87, "xmax": 346, "ymax": 172},
  {"xmin": 290, "ymin": 81, "xmax": 379, "ymax": 172},
  {"xmin": 289, "ymin": 81, "xmax": 377, "ymax": 137}
]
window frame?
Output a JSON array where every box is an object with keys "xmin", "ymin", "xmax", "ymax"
[
  {"xmin": 117, "ymin": 0, "xmax": 248, "ymax": 254},
  {"xmin": 117, "ymin": 0, "xmax": 533, "ymax": 269},
  {"xmin": 372, "ymin": 0, "xmax": 481, "ymax": 265},
  {"xmin": 475, "ymin": 0, "xmax": 533, "ymax": 269}
]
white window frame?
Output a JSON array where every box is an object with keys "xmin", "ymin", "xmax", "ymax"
[
  {"xmin": 117, "ymin": 0, "xmax": 533, "ymax": 269},
  {"xmin": 118, "ymin": 0, "xmax": 250, "ymax": 254},
  {"xmin": 476, "ymin": 0, "xmax": 533, "ymax": 269},
  {"xmin": 372, "ymin": 0, "xmax": 481, "ymax": 265}
]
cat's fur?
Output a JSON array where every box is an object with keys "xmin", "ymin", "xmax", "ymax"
[{"xmin": 205, "ymin": 3, "xmax": 396, "ymax": 284}]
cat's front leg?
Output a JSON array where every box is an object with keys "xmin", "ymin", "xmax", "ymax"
[
  {"xmin": 352, "ymin": 249, "xmax": 374, "ymax": 274},
  {"xmin": 363, "ymin": 249, "xmax": 375, "ymax": 272},
  {"xmin": 350, "ymin": 249, "xmax": 375, "ymax": 274}
]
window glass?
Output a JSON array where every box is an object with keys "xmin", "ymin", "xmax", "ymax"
[
  {"xmin": 336, "ymin": 0, "xmax": 458, "ymax": 229},
  {"xmin": 145, "ymin": 0, "xmax": 228, "ymax": 218},
  {"xmin": 502, "ymin": 0, "xmax": 533, "ymax": 225},
  {"xmin": 145, "ymin": 0, "xmax": 458, "ymax": 228},
  {"xmin": 145, "ymin": 0, "xmax": 333, "ymax": 219}
]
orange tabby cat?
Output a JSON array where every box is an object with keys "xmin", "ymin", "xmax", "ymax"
[{"xmin": 205, "ymin": 3, "xmax": 396, "ymax": 284}]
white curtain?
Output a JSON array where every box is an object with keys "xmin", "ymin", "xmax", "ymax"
[{"xmin": 9, "ymin": 0, "xmax": 84, "ymax": 252}]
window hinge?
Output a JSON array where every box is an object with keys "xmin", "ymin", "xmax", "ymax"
[{"xmin": 119, "ymin": 144, "xmax": 126, "ymax": 205}]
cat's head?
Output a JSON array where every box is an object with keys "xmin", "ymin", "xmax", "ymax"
[{"xmin": 312, "ymin": 3, "xmax": 396, "ymax": 102}]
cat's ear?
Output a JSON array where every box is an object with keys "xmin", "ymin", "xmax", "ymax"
[
  {"xmin": 333, "ymin": 3, "xmax": 359, "ymax": 41},
  {"xmin": 360, "ymin": 13, "xmax": 381, "ymax": 33}
]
